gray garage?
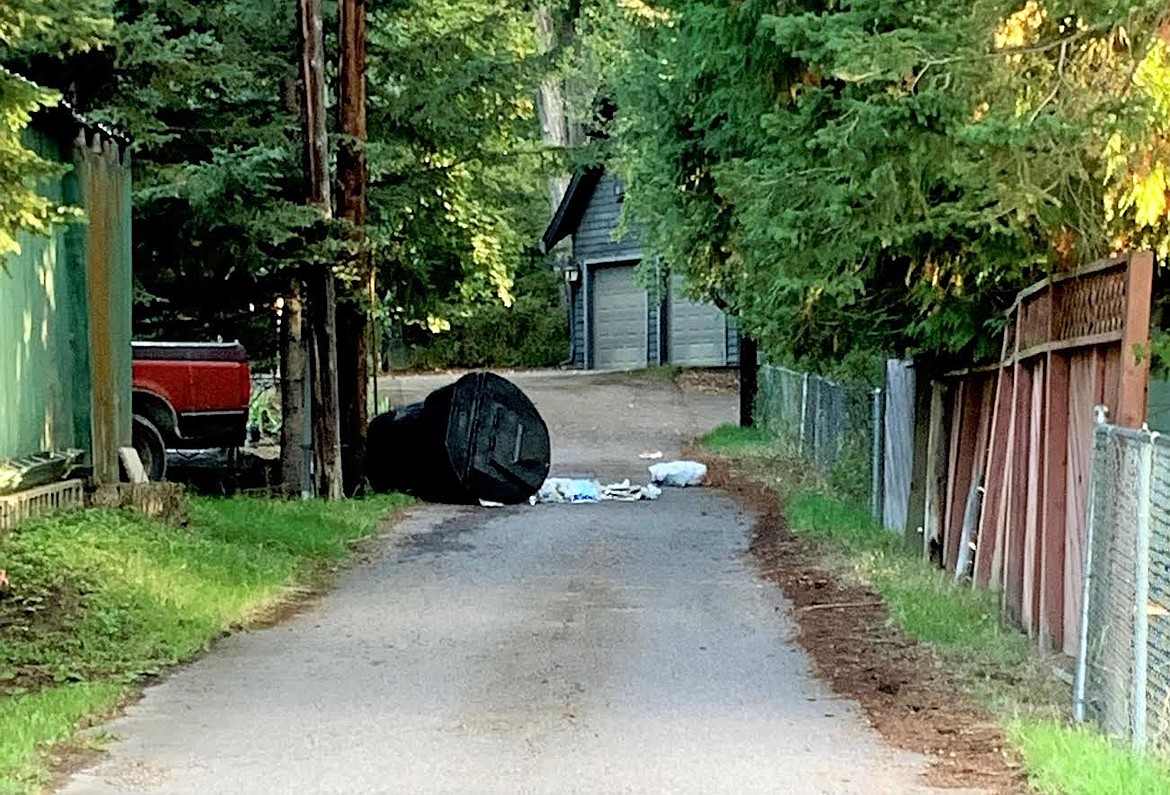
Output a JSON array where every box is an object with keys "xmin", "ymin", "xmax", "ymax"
[
  {"xmin": 541, "ymin": 167, "xmax": 738, "ymax": 371},
  {"xmin": 591, "ymin": 264, "xmax": 648, "ymax": 370},
  {"xmin": 668, "ymin": 275, "xmax": 729, "ymax": 367}
]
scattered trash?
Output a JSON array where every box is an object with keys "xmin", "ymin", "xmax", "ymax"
[
  {"xmin": 366, "ymin": 372, "xmax": 551, "ymax": 505},
  {"xmin": 601, "ymin": 480, "xmax": 662, "ymax": 502},
  {"xmin": 530, "ymin": 478, "xmax": 601, "ymax": 504},
  {"xmin": 529, "ymin": 477, "xmax": 661, "ymax": 504},
  {"xmin": 648, "ymin": 460, "xmax": 707, "ymax": 487},
  {"xmin": 638, "ymin": 450, "xmax": 664, "ymax": 460},
  {"xmin": 0, "ymin": 450, "xmax": 84, "ymax": 495},
  {"xmin": 478, "ymin": 499, "xmax": 505, "ymax": 508}
]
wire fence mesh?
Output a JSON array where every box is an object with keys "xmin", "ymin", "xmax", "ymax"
[
  {"xmin": 1078, "ymin": 418, "xmax": 1170, "ymax": 752},
  {"xmin": 754, "ymin": 364, "xmax": 882, "ymax": 513}
]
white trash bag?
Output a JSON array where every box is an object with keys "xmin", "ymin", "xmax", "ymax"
[{"xmin": 648, "ymin": 460, "xmax": 707, "ymax": 487}]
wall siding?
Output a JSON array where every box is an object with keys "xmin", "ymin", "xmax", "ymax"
[
  {"xmin": 647, "ymin": 275, "xmax": 663, "ymax": 365},
  {"xmin": 571, "ymin": 281, "xmax": 586, "ymax": 369},
  {"xmin": 726, "ymin": 315, "xmax": 740, "ymax": 366},
  {"xmin": 572, "ymin": 175, "xmax": 642, "ymax": 263}
]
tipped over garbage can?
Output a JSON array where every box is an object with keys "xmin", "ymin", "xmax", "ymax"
[{"xmin": 366, "ymin": 372, "xmax": 551, "ymax": 504}]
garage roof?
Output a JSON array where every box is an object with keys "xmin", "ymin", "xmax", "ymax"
[{"xmin": 538, "ymin": 165, "xmax": 604, "ymax": 255}]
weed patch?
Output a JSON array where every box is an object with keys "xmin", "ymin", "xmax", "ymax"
[
  {"xmin": 1009, "ymin": 720, "xmax": 1170, "ymax": 795},
  {"xmin": 0, "ymin": 493, "xmax": 411, "ymax": 792}
]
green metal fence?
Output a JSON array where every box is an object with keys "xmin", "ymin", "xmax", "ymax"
[
  {"xmin": 0, "ymin": 121, "xmax": 132, "ymax": 483},
  {"xmin": 0, "ymin": 130, "xmax": 93, "ymax": 460}
]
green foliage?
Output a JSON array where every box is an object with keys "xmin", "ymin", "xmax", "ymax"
[
  {"xmin": 0, "ymin": 494, "xmax": 411, "ymax": 791},
  {"xmin": 401, "ymin": 265, "xmax": 569, "ymax": 370},
  {"xmin": 580, "ymin": 0, "xmax": 1170, "ymax": 372},
  {"xmin": 6, "ymin": 0, "xmax": 553, "ymax": 365},
  {"xmin": 0, "ymin": 682, "xmax": 122, "ymax": 795},
  {"xmin": 0, "ymin": 1, "xmax": 112, "ymax": 261},
  {"xmin": 367, "ymin": 0, "xmax": 552, "ymax": 332},
  {"xmin": 86, "ymin": 0, "xmax": 314, "ymax": 364},
  {"xmin": 1009, "ymin": 719, "xmax": 1170, "ymax": 795}
]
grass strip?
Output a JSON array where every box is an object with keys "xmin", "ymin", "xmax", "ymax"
[
  {"xmin": 0, "ymin": 493, "xmax": 411, "ymax": 793},
  {"xmin": 701, "ymin": 424, "xmax": 1170, "ymax": 794}
]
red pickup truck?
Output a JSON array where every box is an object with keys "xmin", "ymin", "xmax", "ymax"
[{"xmin": 131, "ymin": 342, "xmax": 251, "ymax": 480}]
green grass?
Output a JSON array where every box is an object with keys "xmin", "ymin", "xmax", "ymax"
[
  {"xmin": 0, "ymin": 493, "xmax": 412, "ymax": 793},
  {"xmin": 1010, "ymin": 720, "xmax": 1170, "ymax": 795},
  {"xmin": 700, "ymin": 423, "xmax": 1170, "ymax": 794},
  {"xmin": 698, "ymin": 425, "xmax": 776, "ymax": 457},
  {"xmin": 0, "ymin": 683, "xmax": 123, "ymax": 795}
]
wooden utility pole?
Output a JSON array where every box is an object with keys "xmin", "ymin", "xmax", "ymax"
[
  {"xmin": 279, "ymin": 284, "xmax": 308, "ymax": 495},
  {"xmin": 298, "ymin": 0, "xmax": 344, "ymax": 500},
  {"xmin": 336, "ymin": 0, "xmax": 370, "ymax": 495}
]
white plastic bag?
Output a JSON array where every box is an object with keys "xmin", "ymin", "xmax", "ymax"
[
  {"xmin": 648, "ymin": 460, "xmax": 707, "ymax": 487},
  {"xmin": 530, "ymin": 477, "xmax": 601, "ymax": 504}
]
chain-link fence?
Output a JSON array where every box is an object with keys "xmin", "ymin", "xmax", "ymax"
[
  {"xmin": 754, "ymin": 364, "xmax": 883, "ymax": 515},
  {"xmin": 1076, "ymin": 414, "xmax": 1170, "ymax": 751}
]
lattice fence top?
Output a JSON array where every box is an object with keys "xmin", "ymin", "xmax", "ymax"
[
  {"xmin": 1054, "ymin": 268, "xmax": 1127, "ymax": 342},
  {"xmin": 1006, "ymin": 256, "xmax": 1129, "ymax": 359}
]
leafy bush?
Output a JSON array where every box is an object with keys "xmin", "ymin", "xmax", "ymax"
[{"xmin": 401, "ymin": 267, "xmax": 569, "ymax": 370}]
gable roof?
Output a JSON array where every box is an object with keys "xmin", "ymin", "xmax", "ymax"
[{"xmin": 538, "ymin": 165, "xmax": 604, "ymax": 255}]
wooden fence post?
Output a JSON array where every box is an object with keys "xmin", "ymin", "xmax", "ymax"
[{"xmin": 1118, "ymin": 250, "xmax": 1154, "ymax": 429}]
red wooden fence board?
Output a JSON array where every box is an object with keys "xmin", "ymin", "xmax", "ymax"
[{"xmin": 939, "ymin": 252, "xmax": 1152, "ymax": 654}]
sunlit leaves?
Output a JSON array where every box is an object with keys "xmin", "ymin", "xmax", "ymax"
[
  {"xmin": 0, "ymin": 1, "xmax": 113, "ymax": 262},
  {"xmin": 366, "ymin": 0, "xmax": 549, "ymax": 330}
]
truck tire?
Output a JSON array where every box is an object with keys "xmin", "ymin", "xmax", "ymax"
[{"xmin": 132, "ymin": 414, "xmax": 167, "ymax": 482}]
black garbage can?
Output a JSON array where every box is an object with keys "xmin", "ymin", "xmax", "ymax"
[{"xmin": 366, "ymin": 372, "xmax": 551, "ymax": 504}]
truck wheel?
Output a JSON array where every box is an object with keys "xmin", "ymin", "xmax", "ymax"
[{"xmin": 132, "ymin": 414, "xmax": 167, "ymax": 482}]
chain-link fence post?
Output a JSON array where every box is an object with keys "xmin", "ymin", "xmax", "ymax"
[
  {"xmin": 799, "ymin": 372, "xmax": 809, "ymax": 457},
  {"xmin": 1134, "ymin": 430, "xmax": 1154, "ymax": 749},
  {"xmin": 871, "ymin": 387, "xmax": 883, "ymax": 520}
]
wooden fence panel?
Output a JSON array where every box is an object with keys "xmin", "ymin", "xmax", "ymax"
[
  {"xmin": 1041, "ymin": 351, "xmax": 1069, "ymax": 650},
  {"xmin": 1064, "ymin": 351, "xmax": 1100, "ymax": 655},
  {"xmin": 976, "ymin": 367, "xmax": 1014, "ymax": 589},
  {"xmin": 941, "ymin": 252, "xmax": 1153, "ymax": 653}
]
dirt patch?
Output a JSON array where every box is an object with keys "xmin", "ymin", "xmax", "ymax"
[
  {"xmin": 703, "ymin": 455, "xmax": 1026, "ymax": 793},
  {"xmin": 45, "ymin": 689, "xmax": 146, "ymax": 793},
  {"xmin": 675, "ymin": 367, "xmax": 739, "ymax": 395}
]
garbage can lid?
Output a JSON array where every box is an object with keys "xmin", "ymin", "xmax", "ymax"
[{"xmin": 444, "ymin": 372, "xmax": 551, "ymax": 504}]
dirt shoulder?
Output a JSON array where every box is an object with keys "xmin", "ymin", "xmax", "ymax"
[{"xmin": 703, "ymin": 455, "xmax": 1027, "ymax": 794}]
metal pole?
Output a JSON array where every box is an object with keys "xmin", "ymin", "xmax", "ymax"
[
  {"xmin": 799, "ymin": 372, "xmax": 809, "ymax": 456},
  {"xmin": 871, "ymin": 386, "xmax": 883, "ymax": 520},
  {"xmin": 1133, "ymin": 429, "xmax": 1154, "ymax": 749},
  {"xmin": 582, "ymin": 263, "xmax": 591, "ymax": 370},
  {"xmin": 1074, "ymin": 405, "xmax": 1109, "ymax": 722}
]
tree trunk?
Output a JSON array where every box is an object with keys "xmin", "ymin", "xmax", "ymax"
[
  {"xmin": 534, "ymin": 6, "xmax": 570, "ymax": 211},
  {"xmin": 279, "ymin": 280, "xmax": 308, "ymax": 495},
  {"xmin": 337, "ymin": 0, "xmax": 370, "ymax": 496},
  {"xmin": 298, "ymin": 0, "xmax": 343, "ymax": 500},
  {"xmin": 309, "ymin": 274, "xmax": 344, "ymax": 501}
]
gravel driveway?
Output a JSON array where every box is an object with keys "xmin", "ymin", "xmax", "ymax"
[{"xmin": 59, "ymin": 370, "xmax": 977, "ymax": 794}]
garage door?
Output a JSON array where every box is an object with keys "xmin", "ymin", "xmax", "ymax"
[
  {"xmin": 591, "ymin": 265, "xmax": 647, "ymax": 370},
  {"xmin": 668, "ymin": 275, "xmax": 727, "ymax": 366}
]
